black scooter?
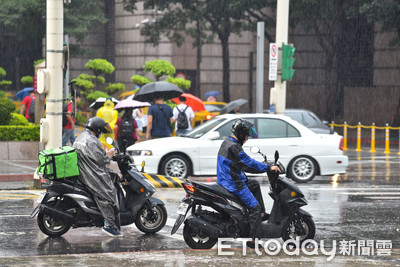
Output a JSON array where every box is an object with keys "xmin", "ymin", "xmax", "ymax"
[
  {"xmin": 31, "ymin": 137, "xmax": 167, "ymax": 237},
  {"xmin": 171, "ymin": 147, "xmax": 315, "ymax": 249}
]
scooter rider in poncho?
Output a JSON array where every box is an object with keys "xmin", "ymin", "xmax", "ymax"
[
  {"xmin": 73, "ymin": 117, "xmax": 122, "ymax": 237},
  {"xmin": 217, "ymin": 119, "xmax": 280, "ymax": 248}
]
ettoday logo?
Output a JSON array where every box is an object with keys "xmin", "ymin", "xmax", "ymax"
[{"xmin": 217, "ymin": 238, "xmax": 392, "ymax": 261}]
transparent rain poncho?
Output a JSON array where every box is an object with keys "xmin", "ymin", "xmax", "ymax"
[{"xmin": 73, "ymin": 129, "xmax": 120, "ymax": 229}]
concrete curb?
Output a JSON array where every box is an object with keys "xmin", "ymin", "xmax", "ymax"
[{"xmin": 0, "ymin": 174, "xmax": 34, "ymax": 181}]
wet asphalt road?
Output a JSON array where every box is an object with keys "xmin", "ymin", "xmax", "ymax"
[{"xmin": 0, "ymin": 149, "xmax": 399, "ymax": 266}]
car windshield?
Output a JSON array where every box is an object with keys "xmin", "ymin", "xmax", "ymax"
[{"xmin": 183, "ymin": 118, "xmax": 227, "ymax": 138}]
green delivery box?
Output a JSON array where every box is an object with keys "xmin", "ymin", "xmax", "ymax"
[{"xmin": 37, "ymin": 146, "xmax": 80, "ymax": 180}]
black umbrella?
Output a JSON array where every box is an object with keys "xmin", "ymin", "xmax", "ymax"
[
  {"xmin": 220, "ymin": 98, "xmax": 248, "ymax": 114},
  {"xmin": 133, "ymin": 81, "xmax": 183, "ymax": 102}
]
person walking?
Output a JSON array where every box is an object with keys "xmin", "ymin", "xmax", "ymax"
[
  {"xmin": 114, "ymin": 108, "xmax": 141, "ymax": 153},
  {"xmin": 20, "ymin": 92, "xmax": 35, "ymax": 123},
  {"xmin": 62, "ymin": 92, "xmax": 81, "ymax": 146},
  {"xmin": 172, "ymin": 96, "xmax": 195, "ymax": 136},
  {"xmin": 146, "ymin": 96, "xmax": 173, "ymax": 140}
]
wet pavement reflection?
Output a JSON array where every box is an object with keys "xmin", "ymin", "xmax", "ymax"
[{"xmin": 0, "ymin": 149, "xmax": 399, "ymax": 265}]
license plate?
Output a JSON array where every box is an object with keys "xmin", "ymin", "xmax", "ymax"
[
  {"xmin": 37, "ymin": 192, "xmax": 46, "ymax": 204},
  {"xmin": 177, "ymin": 203, "xmax": 188, "ymax": 215}
]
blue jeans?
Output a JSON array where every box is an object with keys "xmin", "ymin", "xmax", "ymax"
[{"xmin": 62, "ymin": 128, "xmax": 76, "ymax": 146}]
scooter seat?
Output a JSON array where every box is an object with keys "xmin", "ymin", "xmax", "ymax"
[{"xmin": 192, "ymin": 182, "xmax": 243, "ymax": 203}]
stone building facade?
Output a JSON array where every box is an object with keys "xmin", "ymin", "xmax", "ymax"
[{"xmin": 69, "ymin": 1, "xmax": 400, "ymax": 127}]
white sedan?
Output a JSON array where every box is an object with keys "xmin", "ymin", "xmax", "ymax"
[{"xmin": 126, "ymin": 113, "xmax": 348, "ymax": 183}]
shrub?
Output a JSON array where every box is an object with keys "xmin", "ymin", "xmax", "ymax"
[
  {"xmin": 86, "ymin": 90, "xmax": 109, "ymax": 102},
  {"xmin": 9, "ymin": 113, "xmax": 29, "ymax": 126},
  {"xmin": 105, "ymin": 83, "xmax": 125, "ymax": 95},
  {"xmin": 0, "ymin": 125, "xmax": 40, "ymax": 141},
  {"xmin": 131, "ymin": 75, "xmax": 152, "ymax": 85},
  {"xmin": 0, "ymin": 97, "xmax": 15, "ymax": 125},
  {"xmin": 85, "ymin": 59, "xmax": 115, "ymax": 76},
  {"xmin": 76, "ymin": 112, "xmax": 88, "ymax": 126},
  {"xmin": 21, "ymin": 76, "xmax": 33, "ymax": 86}
]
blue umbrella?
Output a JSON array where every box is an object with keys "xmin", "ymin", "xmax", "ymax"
[
  {"xmin": 204, "ymin": 90, "xmax": 221, "ymax": 99},
  {"xmin": 16, "ymin": 87, "xmax": 34, "ymax": 100}
]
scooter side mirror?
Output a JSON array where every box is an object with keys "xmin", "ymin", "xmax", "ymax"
[
  {"xmin": 274, "ymin": 150, "xmax": 279, "ymax": 164},
  {"xmin": 250, "ymin": 146, "xmax": 260, "ymax": 154},
  {"xmin": 106, "ymin": 137, "xmax": 114, "ymax": 146}
]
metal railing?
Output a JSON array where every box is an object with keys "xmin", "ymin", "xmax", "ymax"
[{"xmin": 330, "ymin": 122, "xmax": 400, "ymax": 154}]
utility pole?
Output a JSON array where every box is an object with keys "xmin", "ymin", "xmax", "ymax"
[
  {"xmin": 256, "ymin": 22, "xmax": 265, "ymax": 113},
  {"xmin": 37, "ymin": 0, "xmax": 64, "ymax": 149},
  {"xmin": 273, "ymin": 0, "xmax": 290, "ymax": 114}
]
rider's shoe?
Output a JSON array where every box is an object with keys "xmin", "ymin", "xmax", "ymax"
[
  {"xmin": 261, "ymin": 213, "xmax": 269, "ymax": 221},
  {"xmin": 102, "ymin": 227, "xmax": 123, "ymax": 238}
]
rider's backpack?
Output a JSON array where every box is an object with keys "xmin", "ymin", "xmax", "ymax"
[
  {"xmin": 176, "ymin": 106, "xmax": 189, "ymax": 130},
  {"xmin": 28, "ymin": 96, "xmax": 35, "ymax": 117},
  {"xmin": 119, "ymin": 116, "xmax": 134, "ymax": 140},
  {"xmin": 37, "ymin": 146, "xmax": 80, "ymax": 180}
]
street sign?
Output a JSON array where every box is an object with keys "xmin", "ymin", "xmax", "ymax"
[{"xmin": 269, "ymin": 43, "xmax": 278, "ymax": 81}]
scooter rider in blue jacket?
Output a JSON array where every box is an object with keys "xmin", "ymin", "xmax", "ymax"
[{"xmin": 217, "ymin": 119, "xmax": 280, "ymax": 248}]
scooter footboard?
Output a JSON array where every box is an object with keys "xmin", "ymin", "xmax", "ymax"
[{"xmin": 260, "ymin": 217, "xmax": 289, "ymax": 238}]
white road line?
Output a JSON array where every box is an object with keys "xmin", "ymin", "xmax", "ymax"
[
  {"xmin": 308, "ymin": 187, "xmax": 400, "ymax": 191},
  {"xmin": 338, "ymin": 192, "xmax": 400, "ymax": 195},
  {"xmin": 365, "ymin": 197, "xmax": 400, "ymax": 200}
]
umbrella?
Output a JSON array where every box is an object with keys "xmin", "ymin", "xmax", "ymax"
[
  {"xmin": 204, "ymin": 90, "xmax": 221, "ymax": 99},
  {"xmin": 219, "ymin": 98, "xmax": 248, "ymax": 114},
  {"xmin": 89, "ymin": 97, "xmax": 119, "ymax": 110},
  {"xmin": 114, "ymin": 95, "xmax": 151, "ymax": 110},
  {"xmin": 16, "ymin": 87, "xmax": 34, "ymax": 100},
  {"xmin": 172, "ymin": 93, "xmax": 205, "ymax": 112},
  {"xmin": 133, "ymin": 81, "xmax": 183, "ymax": 102}
]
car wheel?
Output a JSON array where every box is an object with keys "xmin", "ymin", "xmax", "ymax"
[
  {"xmin": 288, "ymin": 156, "xmax": 317, "ymax": 183},
  {"xmin": 161, "ymin": 154, "xmax": 190, "ymax": 178}
]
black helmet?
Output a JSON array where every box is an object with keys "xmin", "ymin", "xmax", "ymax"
[
  {"xmin": 231, "ymin": 119, "xmax": 258, "ymax": 145},
  {"xmin": 86, "ymin": 117, "xmax": 112, "ymax": 138}
]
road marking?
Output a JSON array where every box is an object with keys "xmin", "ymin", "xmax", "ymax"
[
  {"xmin": 0, "ymin": 193, "xmax": 39, "ymax": 200},
  {"xmin": 365, "ymin": 196, "xmax": 400, "ymax": 200},
  {"xmin": 141, "ymin": 173, "xmax": 183, "ymax": 188},
  {"xmin": 338, "ymin": 192, "xmax": 400, "ymax": 195}
]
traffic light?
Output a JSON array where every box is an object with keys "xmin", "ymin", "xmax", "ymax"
[{"xmin": 281, "ymin": 43, "xmax": 295, "ymax": 82}]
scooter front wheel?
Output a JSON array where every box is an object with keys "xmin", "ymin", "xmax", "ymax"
[
  {"xmin": 135, "ymin": 204, "xmax": 167, "ymax": 234},
  {"xmin": 282, "ymin": 214, "xmax": 315, "ymax": 243}
]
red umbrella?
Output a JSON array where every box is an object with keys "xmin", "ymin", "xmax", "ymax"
[{"xmin": 172, "ymin": 93, "xmax": 205, "ymax": 112}]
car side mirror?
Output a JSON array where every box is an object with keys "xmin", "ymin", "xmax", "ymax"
[{"xmin": 207, "ymin": 131, "xmax": 220, "ymax": 140}]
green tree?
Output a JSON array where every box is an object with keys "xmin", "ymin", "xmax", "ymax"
[
  {"xmin": 131, "ymin": 59, "xmax": 191, "ymax": 89},
  {"xmin": 21, "ymin": 76, "xmax": 33, "ymax": 86},
  {"xmin": 123, "ymin": 0, "xmax": 276, "ymax": 102},
  {"xmin": 360, "ymin": 0, "xmax": 400, "ymax": 46},
  {"xmin": 0, "ymin": 67, "xmax": 12, "ymax": 90},
  {"xmin": 288, "ymin": 0, "xmax": 376, "ymax": 120},
  {"xmin": 0, "ymin": 0, "xmax": 107, "ymax": 90}
]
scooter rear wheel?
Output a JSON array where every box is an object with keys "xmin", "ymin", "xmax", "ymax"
[
  {"xmin": 282, "ymin": 214, "xmax": 315, "ymax": 243},
  {"xmin": 183, "ymin": 223, "xmax": 218, "ymax": 249},
  {"xmin": 37, "ymin": 201, "xmax": 72, "ymax": 237}
]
